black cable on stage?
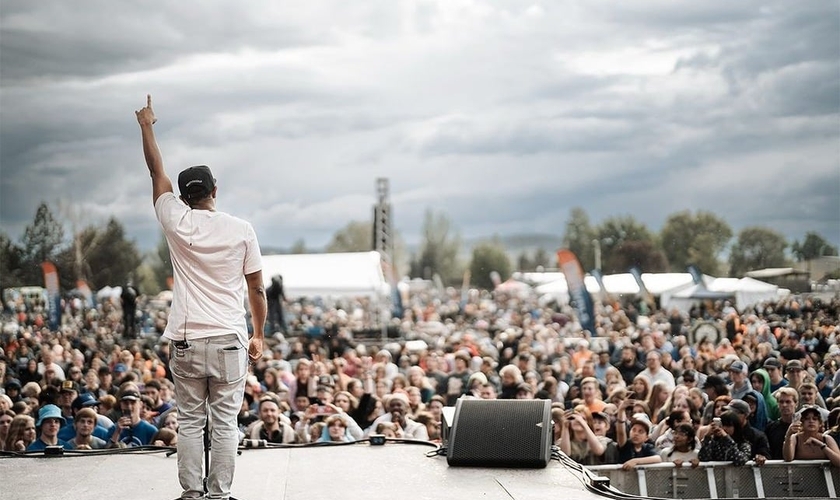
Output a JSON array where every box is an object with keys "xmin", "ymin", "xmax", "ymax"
[
  {"xmin": 235, "ymin": 436, "xmax": 440, "ymax": 451},
  {"xmin": 0, "ymin": 444, "xmax": 176, "ymax": 459},
  {"xmin": 551, "ymin": 446, "xmax": 666, "ymax": 500}
]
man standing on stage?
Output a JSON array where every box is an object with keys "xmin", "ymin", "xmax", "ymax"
[{"xmin": 137, "ymin": 95, "xmax": 266, "ymax": 500}]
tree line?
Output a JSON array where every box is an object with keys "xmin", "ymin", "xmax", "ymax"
[{"xmin": 1, "ymin": 203, "xmax": 837, "ymax": 295}]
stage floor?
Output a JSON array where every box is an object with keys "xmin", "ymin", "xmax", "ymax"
[{"xmin": 0, "ymin": 442, "xmax": 606, "ymax": 500}]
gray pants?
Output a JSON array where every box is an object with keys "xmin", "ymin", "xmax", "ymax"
[{"xmin": 171, "ymin": 334, "xmax": 247, "ymax": 500}]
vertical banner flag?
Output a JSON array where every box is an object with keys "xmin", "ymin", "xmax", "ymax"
[
  {"xmin": 590, "ymin": 268, "xmax": 609, "ymax": 304},
  {"xmin": 41, "ymin": 262, "xmax": 61, "ymax": 331},
  {"xmin": 76, "ymin": 280, "xmax": 94, "ymax": 309},
  {"xmin": 687, "ymin": 264, "xmax": 704, "ymax": 285},
  {"xmin": 557, "ymin": 249, "xmax": 597, "ymax": 336},
  {"xmin": 629, "ymin": 266, "xmax": 654, "ymax": 309}
]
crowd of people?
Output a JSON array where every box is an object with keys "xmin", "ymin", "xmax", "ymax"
[{"xmin": 1, "ymin": 283, "xmax": 840, "ymax": 471}]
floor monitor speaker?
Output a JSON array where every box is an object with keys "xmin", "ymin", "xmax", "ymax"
[{"xmin": 446, "ymin": 399, "xmax": 552, "ymax": 468}]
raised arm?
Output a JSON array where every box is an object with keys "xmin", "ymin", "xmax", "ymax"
[
  {"xmin": 245, "ymin": 270, "xmax": 267, "ymax": 364},
  {"xmin": 136, "ymin": 94, "xmax": 173, "ymax": 204}
]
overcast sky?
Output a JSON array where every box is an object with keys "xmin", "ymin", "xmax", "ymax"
[{"xmin": 1, "ymin": 1, "xmax": 838, "ymax": 256}]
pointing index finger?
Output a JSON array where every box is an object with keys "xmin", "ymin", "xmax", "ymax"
[{"xmin": 147, "ymin": 94, "xmax": 152, "ymax": 108}]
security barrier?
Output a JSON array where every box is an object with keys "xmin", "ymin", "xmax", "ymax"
[{"xmin": 587, "ymin": 460, "xmax": 839, "ymax": 498}]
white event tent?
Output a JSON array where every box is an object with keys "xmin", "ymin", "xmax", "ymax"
[
  {"xmin": 533, "ymin": 272, "xmax": 696, "ymax": 302},
  {"xmin": 260, "ymin": 251, "xmax": 389, "ymax": 299},
  {"xmin": 660, "ymin": 276, "xmax": 786, "ymax": 314}
]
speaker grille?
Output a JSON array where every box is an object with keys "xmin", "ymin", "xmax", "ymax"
[{"xmin": 446, "ymin": 399, "xmax": 551, "ymax": 468}]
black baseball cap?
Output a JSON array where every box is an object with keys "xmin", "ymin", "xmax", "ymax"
[{"xmin": 178, "ymin": 165, "xmax": 216, "ymax": 200}]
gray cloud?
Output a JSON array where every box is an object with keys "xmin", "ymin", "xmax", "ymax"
[{"xmin": 1, "ymin": 0, "xmax": 837, "ymax": 262}]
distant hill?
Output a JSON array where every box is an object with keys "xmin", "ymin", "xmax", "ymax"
[
  {"xmin": 262, "ymin": 232, "xmax": 564, "ymax": 263},
  {"xmin": 462, "ymin": 233, "xmax": 564, "ymax": 259}
]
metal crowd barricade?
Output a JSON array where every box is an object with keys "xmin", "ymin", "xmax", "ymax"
[{"xmin": 587, "ymin": 460, "xmax": 838, "ymax": 498}]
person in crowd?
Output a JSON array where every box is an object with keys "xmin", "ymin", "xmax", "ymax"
[
  {"xmin": 698, "ymin": 411, "xmax": 751, "ymax": 465},
  {"xmin": 637, "ymin": 351, "xmax": 675, "ymax": 391},
  {"xmin": 698, "ymin": 395, "xmax": 732, "ymax": 440},
  {"xmin": 660, "ymin": 423, "xmax": 699, "ymax": 467},
  {"xmin": 4, "ymin": 379, "xmax": 22, "ymax": 405},
  {"xmin": 558, "ymin": 405, "xmax": 607, "ymax": 465},
  {"xmin": 374, "ymin": 421, "xmax": 399, "ymax": 438},
  {"xmin": 630, "ymin": 375, "xmax": 651, "ymax": 403},
  {"xmin": 615, "ymin": 398, "xmax": 661, "ymax": 469},
  {"xmin": 111, "ymin": 388, "xmax": 158, "ymax": 447},
  {"xmin": 617, "ymin": 346, "xmax": 645, "ymax": 386},
  {"xmin": 248, "ymin": 396, "xmax": 295, "ymax": 444},
  {"xmin": 786, "ymin": 360, "xmax": 808, "ymax": 391},
  {"xmin": 742, "ymin": 390, "xmax": 768, "ymax": 431},
  {"xmin": 317, "ymin": 414, "xmax": 353, "ymax": 443},
  {"xmin": 58, "ymin": 392, "xmax": 113, "ymax": 442},
  {"xmin": 4, "ymin": 414, "xmax": 36, "ymax": 452},
  {"xmin": 366, "ymin": 393, "xmax": 428, "ymax": 440},
  {"xmin": 765, "ymin": 387, "xmax": 798, "ymax": 459},
  {"xmin": 750, "ymin": 367, "xmax": 780, "ymax": 420},
  {"xmin": 580, "ymin": 377, "xmax": 606, "ymax": 413},
  {"xmin": 66, "ymin": 408, "xmax": 109, "ymax": 450},
  {"xmin": 515, "ymin": 382, "xmax": 536, "ymax": 400},
  {"xmin": 499, "ymin": 364, "xmax": 524, "ymax": 399},
  {"xmin": 38, "ymin": 350, "xmax": 66, "ymax": 382},
  {"xmin": 798, "ymin": 382, "xmax": 830, "ymax": 418},
  {"xmin": 653, "ymin": 410, "xmax": 694, "ymax": 452},
  {"xmin": 96, "ymin": 366, "xmax": 119, "ymax": 399},
  {"xmin": 727, "ymin": 360, "xmax": 752, "ymax": 400},
  {"xmin": 0, "ymin": 409, "xmax": 15, "ymax": 450},
  {"xmin": 142, "ymin": 380, "xmax": 173, "ymax": 425},
  {"xmin": 723, "ymin": 399, "xmax": 771, "ymax": 465},
  {"xmin": 152, "ymin": 427, "xmax": 178, "ymax": 447},
  {"xmin": 700, "ymin": 375, "xmax": 730, "ymax": 425},
  {"xmin": 412, "ymin": 411, "xmax": 440, "ymax": 442},
  {"xmin": 27, "ymin": 404, "xmax": 69, "ymax": 451},
  {"xmin": 783, "ymin": 405, "xmax": 840, "ymax": 467},
  {"xmin": 57, "ymin": 380, "xmax": 80, "ymax": 422},
  {"xmin": 646, "ymin": 381, "xmax": 670, "ymax": 425},
  {"xmin": 763, "ymin": 358, "xmax": 788, "ymax": 392}
]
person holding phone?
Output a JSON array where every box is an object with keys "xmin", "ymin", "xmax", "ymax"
[
  {"xmin": 698, "ymin": 411, "xmax": 751, "ymax": 465},
  {"xmin": 110, "ymin": 388, "xmax": 157, "ymax": 447},
  {"xmin": 783, "ymin": 405, "xmax": 840, "ymax": 467},
  {"xmin": 558, "ymin": 405, "xmax": 608, "ymax": 465}
]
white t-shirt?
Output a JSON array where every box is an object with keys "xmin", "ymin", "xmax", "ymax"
[
  {"xmin": 660, "ymin": 447, "xmax": 699, "ymax": 462},
  {"xmin": 155, "ymin": 192, "xmax": 262, "ymax": 345}
]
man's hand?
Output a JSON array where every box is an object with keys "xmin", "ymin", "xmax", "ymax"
[
  {"xmin": 248, "ymin": 336, "xmax": 264, "ymax": 364},
  {"xmin": 136, "ymin": 94, "xmax": 157, "ymax": 126}
]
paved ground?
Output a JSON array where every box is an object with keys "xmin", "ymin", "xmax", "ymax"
[{"xmin": 0, "ymin": 442, "xmax": 605, "ymax": 500}]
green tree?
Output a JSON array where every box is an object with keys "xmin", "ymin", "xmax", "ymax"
[
  {"xmin": 595, "ymin": 216, "xmax": 660, "ymax": 273},
  {"xmin": 660, "ymin": 210, "xmax": 732, "ymax": 275},
  {"xmin": 470, "ymin": 240, "xmax": 511, "ymax": 289},
  {"xmin": 728, "ymin": 227, "xmax": 788, "ymax": 276},
  {"xmin": 791, "ymin": 232, "xmax": 839, "ymax": 261},
  {"xmin": 0, "ymin": 231, "xmax": 26, "ymax": 290},
  {"xmin": 408, "ymin": 209, "xmax": 462, "ymax": 284},
  {"xmin": 289, "ymin": 239, "xmax": 307, "ymax": 254},
  {"xmin": 134, "ymin": 262, "xmax": 161, "ymax": 296},
  {"xmin": 56, "ymin": 218, "xmax": 142, "ymax": 289},
  {"xmin": 516, "ymin": 251, "xmax": 532, "ymax": 272},
  {"xmin": 611, "ymin": 240, "xmax": 668, "ymax": 273},
  {"xmin": 150, "ymin": 234, "xmax": 173, "ymax": 291},
  {"xmin": 20, "ymin": 203, "xmax": 65, "ymax": 284},
  {"xmin": 326, "ymin": 221, "xmax": 373, "ymax": 253},
  {"xmin": 561, "ymin": 208, "xmax": 595, "ymax": 270},
  {"xmin": 532, "ymin": 248, "xmax": 550, "ymax": 270}
]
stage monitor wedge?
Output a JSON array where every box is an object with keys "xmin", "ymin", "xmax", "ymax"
[{"xmin": 446, "ymin": 398, "xmax": 552, "ymax": 468}]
